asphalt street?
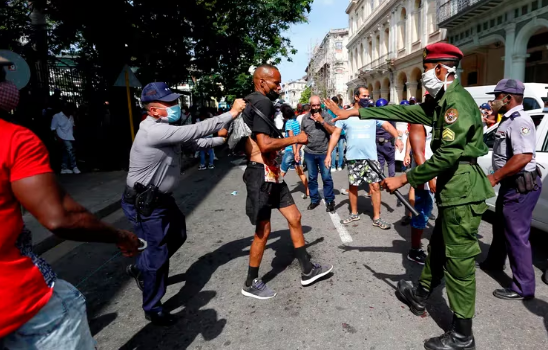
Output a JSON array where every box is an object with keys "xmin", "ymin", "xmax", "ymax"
[{"xmin": 46, "ymin": 157, "xmax": 548, "ymax": 350}]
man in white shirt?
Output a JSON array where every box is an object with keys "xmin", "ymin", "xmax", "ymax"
[{"xmin": 51, "ymin": 103, "xmax": 80, "ymax": 174}]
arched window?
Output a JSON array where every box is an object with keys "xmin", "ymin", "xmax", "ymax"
[
  {"xmin": 427, "ymin": 0, "xmax": 437, "ymax": 33},
  {"xmin": 398, "ymin": 8, "xmax": 407, "ymax": 50},
  {"xmin": 413, "ymin": 0, "xmax": 421, "ymax": 43},
  {"xmin": 360, "ymin": 43, "xmax": 364, "ymax": 69}
]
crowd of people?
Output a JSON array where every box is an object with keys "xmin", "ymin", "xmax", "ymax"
[{"xmin": 1, "ymin": 41, "xmax": 547, "ymax": 350}]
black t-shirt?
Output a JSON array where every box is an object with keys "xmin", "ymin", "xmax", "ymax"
[{"xmin": 243, "ymin": 92, "xmax": 277, "ymax": 138}]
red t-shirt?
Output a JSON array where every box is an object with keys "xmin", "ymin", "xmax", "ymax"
[{"xmin": 0, "ymin": 119, "xmax": 54, "ymax": 337}]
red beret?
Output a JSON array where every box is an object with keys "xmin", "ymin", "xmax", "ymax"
[{"xmin": 423, "ymin": 43, "xmax": 463, "ymax": 62}]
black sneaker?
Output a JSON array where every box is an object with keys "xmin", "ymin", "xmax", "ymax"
[
  {"xmin": 407, "ymin": 248, "xmax": 427, "ymax": 265},
  {"xmin": 301, "ymin": 263, "xmax": 333, "ymax": 286},
  {"xmin": 126, "ymin": 264, "xmax": 144, "ymax": 291},
  {"xmin": 326, "ymin": 201, "xmax": 335, "ymax": 213},
  {"xmin": 401, "ymin": 215, "xmax": 412, "ymax": 226},
  {"xmin": 308, "ymin": 202, "xmax": 320, "ymax": 210}
]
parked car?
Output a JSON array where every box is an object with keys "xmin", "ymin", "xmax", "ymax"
[{"xmin": 478, "ymin": 113, "xmax": 548, "ymax": 232}]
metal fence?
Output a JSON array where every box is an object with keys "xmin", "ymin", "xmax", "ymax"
[{"xmin": 32, "ymin": 56, "xmax": 107, "ymax": 106}]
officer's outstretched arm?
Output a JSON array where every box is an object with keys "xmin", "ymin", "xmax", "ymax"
[
  {"xmin": 358, "ymin": 104, "xmax": 433, "ymax": 125},
  {"xmin": 406, "ymin": 104, "xmax": 469, "ymax": 187},
  {"xmin": 149, "ymin": 112, "xmax": 234, "ymax": 146},
  {"xmin": 184, "ymin": 137, "xmax": 226, "ymax": 151}
]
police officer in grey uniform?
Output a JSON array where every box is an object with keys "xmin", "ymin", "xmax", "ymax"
[
  {"xmin": 122, "ymin": 82, "xmax": 246, "ymax": 325},
  {"xmin": 479, "ymin": 79, "xmax": 542, "ymax": 300}
]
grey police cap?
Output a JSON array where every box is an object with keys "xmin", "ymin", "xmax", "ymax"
[{"xmin": 487, "ymin": 79, "xmax": 525, "ymax": 95}]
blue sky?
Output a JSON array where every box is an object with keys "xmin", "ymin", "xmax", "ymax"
[{"xmin": 278, "ymin": 0, "xmax": 349, "ymax": 84}]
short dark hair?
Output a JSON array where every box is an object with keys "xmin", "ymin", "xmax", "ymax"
[
  {"xmin": 354, "ymin": 85, "xmax": 367, "ymax": 97},
  {"xmin": 303, "ymin": 104, "xmax": 311, "ymax": 112},
  {"xmin": 331, "ymin": 96, "xmax": 339, "ymax": 104},
  {"xmin": 510, "ymin": 94, "xmax": 524, "ymax": 104},
  {"xmin": 280, "ymin": 104, "xmax": 295, "ymax": 120}
]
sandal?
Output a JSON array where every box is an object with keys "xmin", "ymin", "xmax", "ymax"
[
  {"xmin": 340, "ymin": 214, "xmax": 360, "ymax": 225},
  {"xmin": 372, "ymin": 218, "xmax": 391, "ymax": 230}
]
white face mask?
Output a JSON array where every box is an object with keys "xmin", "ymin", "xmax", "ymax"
[{"xmin": 421, "ymin": 64, "xmax": 457, "ymax": 97}]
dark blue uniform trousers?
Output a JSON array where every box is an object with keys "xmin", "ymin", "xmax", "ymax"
[
  {"xmin": 485, "ymin": 177, "xmax": 542, "ymax": 297},
  {"xmin": 121, "ymin": 196, "xmax": 187, "ymax": 312},
  {"xmin": 376, "ymin": 142, "xmax": 395, "ymax": 177}
]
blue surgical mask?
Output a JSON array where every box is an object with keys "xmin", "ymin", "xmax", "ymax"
[{"xmin": 160, "ymin": 105, "xmax": 181, "ymax": 123}]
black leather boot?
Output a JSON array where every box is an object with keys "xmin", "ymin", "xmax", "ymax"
[
  {"xmin": 424, "ymin": 316, "xmax": 475, "ymax": 350},
  {"xmin": 396, "ymin": 280, "xmax": 430, "ymax": 316}
]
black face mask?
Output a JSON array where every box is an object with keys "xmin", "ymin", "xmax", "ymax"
[
  {"xmin": 311, "ymin": 107, "xmax": 321, "ymax": 114},
  {"xmin": 265, "ymin": 89, "xmax": 280, "ymax": 101},
  {"xmin": 358, "ymin": 98, "xmax": 370, "ymax": 108}
]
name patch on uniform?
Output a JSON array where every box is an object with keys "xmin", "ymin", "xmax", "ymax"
[
  {"xmin": 442, "ymin": 128, "xmax": 455, "ymax": 142},
  {"xmin": 444, "ymin": 108, "xmax": 458, "ymax": 124},
  {"xmin": 521, "ymin": 127, "xmax": 530, "ymax": 135}
]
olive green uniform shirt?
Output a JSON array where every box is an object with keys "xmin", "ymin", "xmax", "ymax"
[{"xmin": 357, "ymin": 79, "xmax": 495, "ymax": 207}]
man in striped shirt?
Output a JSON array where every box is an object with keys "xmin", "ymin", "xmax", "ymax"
[{"xmin": 280, "ymin": 105, "xmax": 308, "ymax": 198}]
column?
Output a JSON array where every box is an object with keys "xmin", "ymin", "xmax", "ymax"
[
  {"xmin": 380, "ymin": 26, "xmax": 386, "ymax": 57},
  {"xmin": 380, "ymin": 88, "xmax": 390, "ymax": 100},
  {"xmin": 504, "ymin": 22, "xmax": 516, "ymax": 78},
  {"xmin": 406, "ymin": 82, "xmax": 418, "ymax": 100},
  {"xmin": 395, "ymin": 85, "xmax": 404, "ymax": 103},
  {"xmin": 511, "ymin": 54, "xmax": 528, "ymax": 81}
]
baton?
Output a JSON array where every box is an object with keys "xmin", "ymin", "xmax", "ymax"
[
  {"xmin": 365, "ymin": 159, "xmax": 419, "ymax": 217},
  {"xmin": 138, "ymin": 238, "xmax": 148, "ymax": 251}
]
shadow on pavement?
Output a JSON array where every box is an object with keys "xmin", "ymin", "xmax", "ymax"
[
  {"xmin": 162, "ymin": 226, "xmax": 317, "ymax": 310},
  {"xmin": 522, "ymin": 297, "xmax": 548, "ymax": 333},
  {"xmin": 120, "ymin": 291, "xmax": 225, "ymax": 350}
]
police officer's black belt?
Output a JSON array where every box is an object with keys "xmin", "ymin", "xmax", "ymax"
[
  {"xmin": 458, "ymin": 157, "xmax": 477, "ymax": 165},
  {"xmin": 501, "ymin": 167, "xmax": 541, "ymax": 193},
  {"xmin": 123, "ymin": 185, "xmax": 172, "ymax": 204}
]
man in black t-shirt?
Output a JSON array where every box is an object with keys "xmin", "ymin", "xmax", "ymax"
[{"xmin": 240, "ymin": 64, "xmax": 333, "ymax": 300}]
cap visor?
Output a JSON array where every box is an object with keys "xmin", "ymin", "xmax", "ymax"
[
  {"xmin": 485, "ymin": 91, "xmax": 499, "ymax": 95},
  {"xmin": 157, "ymin": 93, "xmax": 181, "ymax": 102}
]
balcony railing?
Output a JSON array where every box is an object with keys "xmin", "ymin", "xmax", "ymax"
[
  {"xmin": 357, "ymin": 53, "xmax": 392, "ymax": 75},
  {"xmin": 437, "ymin": 0, "xmax": 498, "ymax": 28}
]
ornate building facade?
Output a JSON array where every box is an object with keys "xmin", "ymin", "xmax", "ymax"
[{"xmin": 345, "ymin": 0, "xmax": 445, "ymax": 103}]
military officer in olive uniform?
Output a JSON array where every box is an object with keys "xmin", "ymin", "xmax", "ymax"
[
  {"xmin": 479, "ymin": 79, "xmax": 542, "ymax": 300},
  {"xmin": 325, "ymin": 42, "xmax": 494, "ymax": 350}
]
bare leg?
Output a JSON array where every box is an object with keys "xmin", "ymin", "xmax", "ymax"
[
  {"xmin": 249, "ymin": 220, "xmax": 271, "ymax": 268},
  {"xmin": 296, "ymin": 166, "xmax": 309, "ymax": 196},
  {"xmin": 370, "ymin": 182, "xmax": 381, "ymax": 220},
  {"xmin": 348, "ymin": 184, "xmax": 359, "ymax": 214},
  {"xmin": 278, "ymin": 204, "xmax": 305, "ymax": 248}
]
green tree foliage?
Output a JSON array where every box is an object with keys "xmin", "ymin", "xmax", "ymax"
[
  {"xmin": 299, "ymin": 86, "xmax": 311, "ymax": 104},
  {"xmin": 0, "ymin": 1, "xmax": 31, "ymax": 52},
  {"xmin": 42, "ymin": 0, "xmax": 313, "ymax": 99}
]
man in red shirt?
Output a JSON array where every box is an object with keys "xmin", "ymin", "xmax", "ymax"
[{"xmin": 0, "ymin": 73, "xmax": 140, "ymax": 348}]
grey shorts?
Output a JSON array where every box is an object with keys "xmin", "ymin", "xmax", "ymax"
[{"xmin": 347, "ymin": 159, "xmax": 381, "ymax": 187}]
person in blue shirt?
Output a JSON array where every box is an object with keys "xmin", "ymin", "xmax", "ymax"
[
  {"xmin": 327, "ymin": 96, "xmax": 346, "ymax": 171},
  {"xmin": 325, "ymin": 86, "xmax": 403, "ymax": 229},
  {"xmin": 280, "ymin": 105, "xmax": 309, "ymax": 199}
]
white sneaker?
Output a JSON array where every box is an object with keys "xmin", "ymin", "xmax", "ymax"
[
  {"xmin": 337, "ymin": 167, "xmax": 342, "ymax": 171},
  {"xmin": 330, "ymin": 168, "xmax": 335, "ymax": 172},
  {"xmin": 61, "ymin": 169, "xmax": 73, "ymax": 174},
  {"xmin": 72, "ymin": 167, "xmax": 81, "ymax": 174}
]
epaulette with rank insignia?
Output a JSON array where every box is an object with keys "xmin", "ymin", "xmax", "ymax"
[{"xmin": 511, "ymin": 111, "xmax": 521, "ymax": 118}]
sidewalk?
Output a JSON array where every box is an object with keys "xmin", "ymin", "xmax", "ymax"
[
  {"xmin": 29, "ymin": 156, "xmax": 198, "ymax": 255},
  {"xmin": 28, "ymin": 171, "xmax": 128, "ymax": 255}
]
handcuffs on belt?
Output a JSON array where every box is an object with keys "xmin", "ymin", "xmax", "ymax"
[
  {"xmin": 377, "ymin": 137, "xmax": 391, "ymax": 143},
  {"xmin": 124, "ymin": 183, "xmax": 162, "ymax": 220}
]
